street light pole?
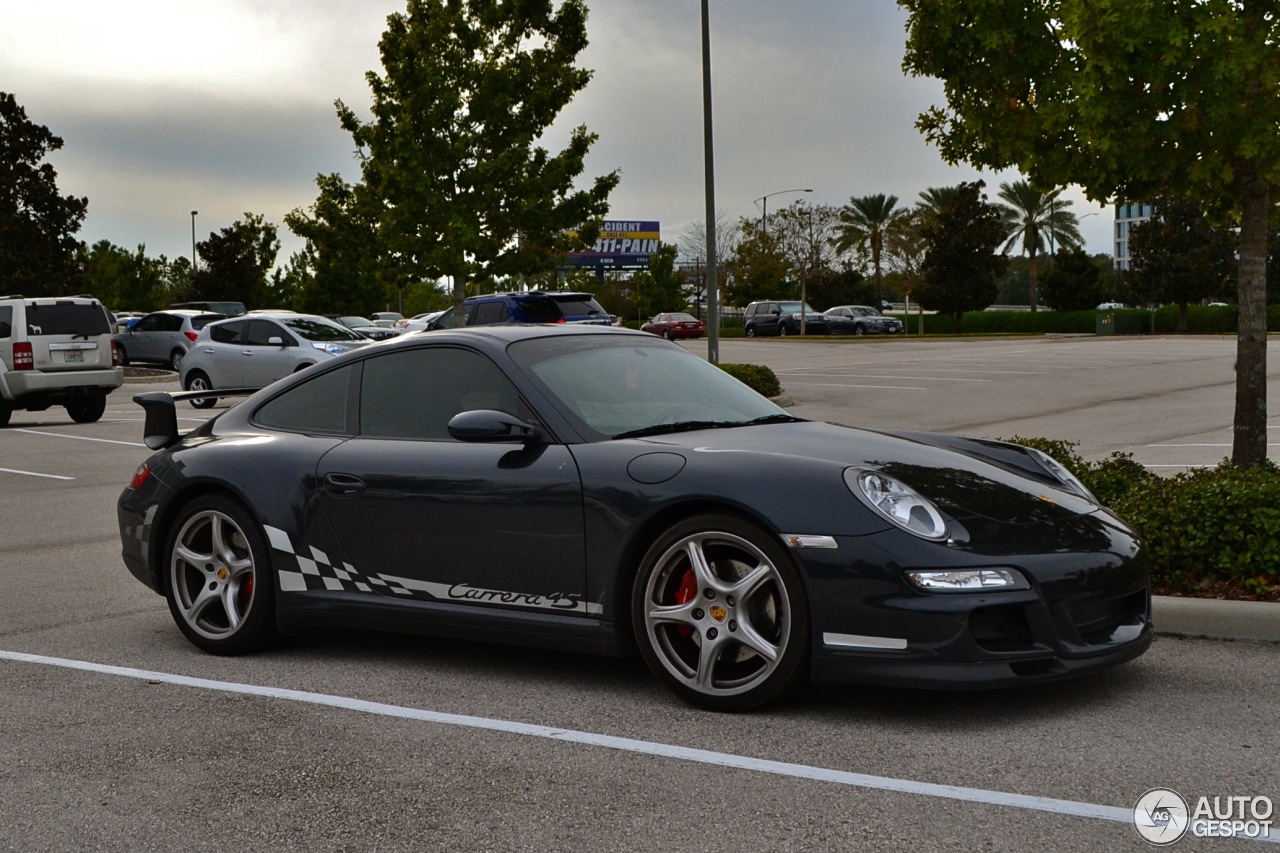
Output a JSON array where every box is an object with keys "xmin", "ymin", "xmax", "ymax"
[
  {"xmin": 754, "ymin": 188, "xmax": 812, "ymax": 236},
  {"xmin": 700, "ymin": 0, "xmax": 719, "ymax": 364},
  {"xmin": 190, "ymin": 210, "xmax": 198, "ymax": 273}
]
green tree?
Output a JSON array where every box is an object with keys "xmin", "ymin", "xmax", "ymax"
[
  {"xmin": 81, "ymin": 240, "xmax": 167, "ymax": 310},
  {"xmin": 1128, "ymin": 196, "xmax": 1237, "ymax": 332},
  {"xmin": 0, "ymin": 92, "xmax": 88, "ymax": 295},
  {"xmin": 286, "ymin": 173, "xmax": 387, "ymax": 314},
  {"xmin": 769, "ymin": 200, "xmax": 841, "ymax": 327},
  {"xmin": 914, "ymin": 181, "xmax": 1008, "ymax": 332},
  {"xmin": 338, "ymin": 0, "xmax": 618, "ymax": 327},
  {"xmin": 1039, "ymin": 246, "xmax": 1108, "ymax": 312},
  {"xmin": 832, "ymin": 193, "xmax": 902, "ymax": 302},
  {"xmin": 900, "ymin": 0, "xmax": 1280, "ymax": 466},
  {"xmin": 194, "ymin": 213, "xmax": 281, "ymax": 309},
  {"xmin": 724, "ymin": 219, "xmax": 789, "ymax": 307},
  {"xmin": 996, "ymin": 179, "xmax": 1082, "ymax": 311},
  {"xmin": 631, "ymin": 243, "xmax": 686, "ymax": 320}
]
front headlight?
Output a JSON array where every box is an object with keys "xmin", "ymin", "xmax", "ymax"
[
  {"xmin": 905, "ymin": 568, "xmax": 1030, "ymax": 593},
  {"xmin": 313, "ymin": 342, "xmax": 345, "ymax": 356},
  {"xmin": 846, "ymin": 469, "xmax": 949, "ymax": 541},
  {"xmin": 1026, "ymin": 448, "xmax": 1097, "ymax": 503}
]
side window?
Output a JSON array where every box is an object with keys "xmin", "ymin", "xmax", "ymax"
[
  {"xmin": 253, "ymin": 364, "xmax": 356, "ymax": 434},
  {"xmin": 746, "ymin": 304, "xmax": 757, "ymax": 318},
  {"xmin": 210, "ymin": 321, "xmax": 245, "ymax": 345},
  {"xmin": 158, "ymin": 314, "xmax": 183, "ymax": 332},
  {"xmin": 246, "ymin": 319, "xmax": 287, "ymax": 346},
  {"xmin": 134, "ymin": 315, "xmax": 160, "ymax": 333},
  {"xmin": 360, "ymin": 346, "xmax": 522, "ymax": 441},
  {"xmin": 463, "ymin": 302, "xmax": 479, "ymax": 326},
  {"xmin": 0, "ymin": 306, "xmax": 11, "ymax": 339},
  {"xmin": 472, "ymin": 301, "xmax": 508, "ymax": 325}
]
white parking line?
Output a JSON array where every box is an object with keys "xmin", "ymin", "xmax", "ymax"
[
  {"xmin": 6, "ymin": 649, "xmax": 1272, "ymax": 843},
  {"xmin": 784, "ymin": 381, "xmax": 927, "ymax": 391},
  {"xmin": 0, "ymin": 468, "xmax": 75, "ymax": 480},
  {"xmin": 12, "ymin": 429, "xmax": 146, "ymax": 447}
]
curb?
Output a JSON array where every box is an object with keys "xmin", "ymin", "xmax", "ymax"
[
  {"xmin": 1153, "ymin": 595, "xmax": 1280, "ymax": 643},
  {"xmin": 123, "ymin": 369, "xmax": 176, "ymax": 385}
]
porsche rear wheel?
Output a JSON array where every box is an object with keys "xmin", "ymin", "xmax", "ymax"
[
  {"xmin": 164, "ymin": 495, "xmax": 277, "ymax": 655},
  {"xmin": 633, "ymin": 515, "xmax": 809, "ymax": 711}
]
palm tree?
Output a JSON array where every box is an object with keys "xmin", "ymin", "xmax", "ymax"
[
  {"xmin": 915, "ymin": 186, "xmax": 964, "ymax": 222},
  {"xmin": 997, "ymin": 180, "xmax": 1083, "ymax": 311},
  {"xmin": 832, "ymin": 194, "xmax": 901, "ymax": 302}
]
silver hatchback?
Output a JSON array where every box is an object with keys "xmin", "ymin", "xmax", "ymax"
[
  {"xmin": 113, "ymin": 310, "xmax": 225, "ymax": 370},
  {"xmin": 179, "ymin": 313, "xmax": 369, "ymax": 408}
]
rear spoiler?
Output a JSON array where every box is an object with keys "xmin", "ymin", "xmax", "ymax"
[{"xmin": 133, "ymin": 389, "xmax": 257, "ymax": 451}]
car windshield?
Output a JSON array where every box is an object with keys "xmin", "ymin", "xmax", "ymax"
[
  {"xmin": 853, "ymin": 307, "xmax": 881, "ymax": 317},
  {"xmin": 280, "ymin": 317, "xmax": 365, "ymax": 342},
  {"xmin": 509, "ymin": 335, "xmax": 794, "ymax": 441},
  {"xmin": 778, "ymin": 301, "xmax": 817, "ymax": 314}
]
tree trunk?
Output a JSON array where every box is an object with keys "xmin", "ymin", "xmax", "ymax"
[
  {"xmin": 1232, "ymin": 171, "xmax": 1270, "ymax": 468},
  {"xmin": 1177, "ymin": 302, "xmax": 1189, "ymax": 334},
  {"xmin": 1027, "ymin": 247, "xmax": 1039, "ymax": 312}
]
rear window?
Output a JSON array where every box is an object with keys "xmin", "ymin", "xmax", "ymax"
[
  {"xmin": 0, "ymin": 306, "xmax": 11, "ymax": 338},
  {"xmin": 549, "ymin": 296, "xmax": 608, "ymax": 317},
  {"xmin": 24, "ymin": 303, "xmax": 111, "ymax": 336},
  {"xmin": 512, "ymin": 297, "xmax": 562, "ymax": 322},
  {"xmin": 192, "ymin": 313, "xmax": 226, "ymax": 330}
]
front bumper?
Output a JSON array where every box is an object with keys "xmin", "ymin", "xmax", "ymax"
[{"xmin": 794, "ymin": 525, "xmax": 1153, "ymax": 689}]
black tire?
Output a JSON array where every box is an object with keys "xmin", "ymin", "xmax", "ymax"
[
  {"xmin": 65, "ymin": 394, "xmax": 106, "ymax": 424},
  {"xmin": 778, "ymin": 325, "xmax": 789, "ymax": 337},
  {"xmin": 854, "ymin": 324, "xmax": 866, "ymax": 336},
  {"xmin": 664, "ymin": 330, "xmax": 675, "ymax": 341},
  {"xmin": 170, "ymin": 349, "xmax": 185, "ymax": 371},
  {"xmin": 0, "ymin": 402, "xmax": 11, "ymax": 428},
  {"xmin": 745, "ymin": 326, "xmax": 756, "ymax": 338},
  {"xmin": 163, "ymin": 495, "xmax": 278, "ymax": 655},
  {"xmin": 632, "ymin": 514, "xmax": 810, "ymax": 711},
  {"xmin": 185, "ymin": 371, "xmax": 217, "ymax": 409},
  {"xmin": 117, "ymin": 344, "xmax": 130, "ymax": 366}
]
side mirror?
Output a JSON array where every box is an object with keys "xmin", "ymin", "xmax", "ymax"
[
  {"xmin": 448, "ymin": 409, "xmax": 543, "ymax": 443},
  {"xmin": 267, "ymin": 336, "xmax": 287, "ymax": 347}
]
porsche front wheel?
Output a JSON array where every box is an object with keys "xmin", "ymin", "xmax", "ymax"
[
  {"xmin": 632, "ymin": 515, "xmax": 809, "ymax": 711},
  {"xmin": 164, "ymin": 495, "xmax": 277, "ymax": 655}
]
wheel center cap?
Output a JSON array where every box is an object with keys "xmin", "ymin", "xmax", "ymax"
[
  {"xmin": 709, "ymin": 605, "xmax": 727, "ymax": 623},
  {"xmin": 216, "ymin": 567, "xmax": 230, "ymax": 581}
]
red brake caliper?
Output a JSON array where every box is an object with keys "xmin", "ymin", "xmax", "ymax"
[{"xmin": 674, "ymin": 567, "xmax": 697, "ymax": 639}]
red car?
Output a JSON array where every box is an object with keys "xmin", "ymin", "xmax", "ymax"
[{"xmin": 641, "ymin": 312, "xmax": 705, "ymax": 340}]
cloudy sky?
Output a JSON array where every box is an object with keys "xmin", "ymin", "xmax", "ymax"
[{"xmin": 2, "ymin": 0, "xmax": 1115, "ymax": 270}]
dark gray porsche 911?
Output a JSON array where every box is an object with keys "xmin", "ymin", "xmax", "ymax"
[{"xmin": 118, "ymin": 325, "xmax": 1151, "ymax": 710}]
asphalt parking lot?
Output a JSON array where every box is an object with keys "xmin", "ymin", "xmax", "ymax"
[{"xmin": 1, "ymin": 335, "xmax": 1278, "ymax": 851}]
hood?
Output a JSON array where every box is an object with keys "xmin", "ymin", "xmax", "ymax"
[{"xmin": 635, "ymin": 420, "xmax": 1100, "ymax": 526}]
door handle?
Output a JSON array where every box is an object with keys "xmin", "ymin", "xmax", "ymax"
[{"xmin": 323, "ymin": 472, "xmax": 366, "ymax": 496}]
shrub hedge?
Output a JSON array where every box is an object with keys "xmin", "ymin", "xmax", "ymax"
[
  {"xmin": 901, "ymin": 305, "xmax": 1280, "ymax": 336},
  {"xmin": 1006, "ymin": 436, "xmax": 1280, "ymax": 600},
  {"xmin": 717, "ymin": 362, "xmax": 782, "ymax": 397}
]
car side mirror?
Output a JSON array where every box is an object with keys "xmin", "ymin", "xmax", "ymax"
[
  {"xmin": 267, "ymin": 336, "xmax": 287, "ymax": 347},
  {"xmin": 448, "ymin": 409, "xmax": 544, "ymax": 443}
]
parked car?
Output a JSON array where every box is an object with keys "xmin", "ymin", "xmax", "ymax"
[
  {"xmin": 823, "ymin": 305, "xmax": 904, "ymax": 335},
  {"xmin": 111, "ymin": 311, "xmax": 147, "ymax": 333},
  {"xmin": 398, "ymin": 310, "xmax": 446, "ymax": 333},
  {"xmin": 0, "ymin": 294, "xmax": 123, "ymax": 426},
  {"xmin": 428, "ymin": 291, "xmax": 618, "ymax": 330},
  {"xmin": 170, "ymin": 300, "xmax": 247, "ymax": 317},
  {"xmin": 113, "ymin": 309, "xmax": 226, "ymax": 370},
  {"xmin": 370, "ymin": 311, "xmax": 404, "ymax": 325},
  {"xmin": 179, "ymin": 313, "xmax": 370, "ymax": 408},
  {"xmin": 120, "ymin": 325, "xmax": 1151, "ymax": 711},
  {"xmin": 641, "ymin": 312, "xmax": 706, "ymax": 340},
  {"xmin": 1096, "ymin": 302, "xmax": 1127, "ymax": 310},
  {"xmin": 743, "ymin": 300, "xmax": 830, "ymax": 337},
  {"xmin": 329, "ymin": 315, "xmax": 401, "ymax": 341}
]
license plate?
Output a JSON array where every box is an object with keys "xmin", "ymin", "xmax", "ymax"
[{"xmin": 63, "ymin": 350, "xmax": 84, "ymax": 363}]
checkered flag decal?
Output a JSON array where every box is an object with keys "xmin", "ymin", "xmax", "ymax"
[{"xmin": 264, "ymin": 525, "xmax": 412, "ymax": 597}]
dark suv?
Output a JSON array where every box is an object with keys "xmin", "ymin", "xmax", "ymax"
[
  {"xmin": 428, "ymin": 291, "xmax": 618, "ymax": 329},
  {"xmin": 743, "ymin": 300, "xmax": 830, "ymax": 337}
]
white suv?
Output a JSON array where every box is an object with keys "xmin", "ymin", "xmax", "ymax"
[{"xmin": 0, "ymin": 295, "xmax": 124, "ymax": 427}]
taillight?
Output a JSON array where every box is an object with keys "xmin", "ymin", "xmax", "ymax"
[
  {"xmin": 128, "ymin": 462, "xmax": 152, "ymax": 490},
  {"xmin": 184, "ymin": 331, "xmax": 198, "ymax": 342},
  {"xmin": 111, "ymin": 340, "xmax": 121, "ymax": 367},
  {"xmin": 13, "ymin": 341, "xmax": 33, "ymax": 370},
  {"xmin": 555, "ymin": 318, "xmax": 567, "ymax": 324}
]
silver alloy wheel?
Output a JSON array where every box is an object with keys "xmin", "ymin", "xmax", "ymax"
[
  {"xmin": 640, "ymin": 529, "xmax": 790, "ymax": 699},
  {"xmin": 169, "ymin": 509, "xmax": 257, "ymax": 641},
  {"xmin": 187, "ymin": 372, "xmax": 215, "ymax": 409},
  {"xmin": 170, "ymin": 349, "xmax": 184, "ymax": 371}
]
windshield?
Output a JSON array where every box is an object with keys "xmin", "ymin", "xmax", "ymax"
[
  {"xmin": 853, "ymin": 306, "xmax": 882, "ymax": 317},
  {"xmin": 280, "ymin": 316, "xmax": 366, "ymax": 342},
  {"xmin": 509, "ymin": 335, "xmax": 791, "ymax": 441}
]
